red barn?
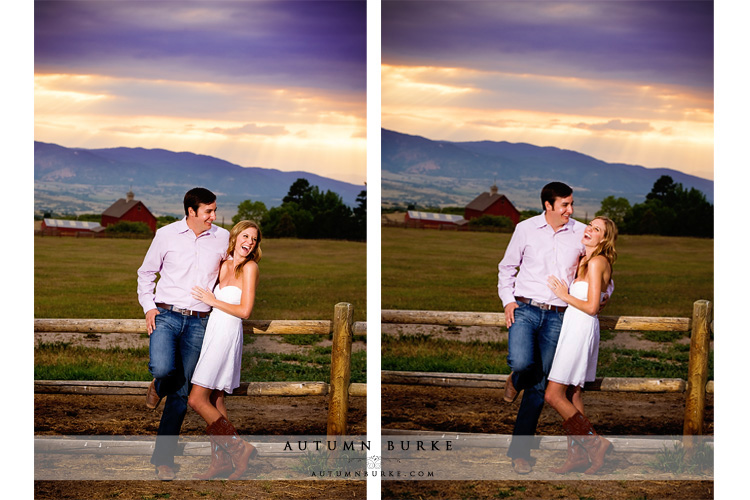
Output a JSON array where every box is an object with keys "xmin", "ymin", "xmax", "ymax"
[
  {"xmin": 464, "ymin": 185, "xmax": 520, "ymax": 225},
  {"xmin": 101, "ymin": 190, "xmax": 157, "ymax": 233}
]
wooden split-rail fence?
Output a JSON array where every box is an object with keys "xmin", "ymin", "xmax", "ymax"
[
  {"xmin": 34, "ymin": 302, "xmax": 364, "ymax": 437},
  {"xmin": 382, "ymin": 300, "xmax": 713, "ymax": 451}
]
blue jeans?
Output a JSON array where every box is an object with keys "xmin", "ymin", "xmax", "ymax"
[
  {"xmin": 148, "ymin": 307, "xmax": 208, "ymax": 467},
  {"xmin": 505, "ymin": 302, "xmax": 564, "ymax": 459}
]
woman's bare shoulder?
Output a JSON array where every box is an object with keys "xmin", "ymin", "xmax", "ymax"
[{"xmin": 240, "ymin": 260, "xmax": 259, "ymax": 279}]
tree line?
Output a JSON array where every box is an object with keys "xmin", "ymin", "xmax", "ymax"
[
  {"xmin": 596, "ymin": 175, "xmax": 713, "ymax": 238},
  {"xmin": 233, "ymin": 178, "xmax": 367, "ymax": 241}
]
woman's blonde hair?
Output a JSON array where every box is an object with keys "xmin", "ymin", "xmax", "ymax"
[
  {"xmin": 579, "ymin": 216, "xmax": 617, "ymax": 279},
  {"xmin": 227, "ymin": 220, "xmax": 262, "ymax": 278}
]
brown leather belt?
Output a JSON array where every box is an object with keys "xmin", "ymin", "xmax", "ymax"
[
  {"xmin": 515, "ymin": 297, "xmax": 567, "ymax": 313},
  {"xmin": 156, "ymin": 303, "xmax": 210, "ymax": 318}
]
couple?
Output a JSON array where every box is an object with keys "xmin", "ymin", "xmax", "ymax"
[
  {"xmin": 498, "ymin": 181, "xmax": 618, "ymax": 475},
  {"xmin": 136, "ymin": 187, "xmax": 262, "ymax": 481}
]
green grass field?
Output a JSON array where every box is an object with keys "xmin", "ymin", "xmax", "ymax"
[
  {"xmin": 381, "ymin": 226, "xmax": 713, "ymax": 318},
  {"xmin": 34, "ymin": 235, "xmax": 366, "ymax": 321}
]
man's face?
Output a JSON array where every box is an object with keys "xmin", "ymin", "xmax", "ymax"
[
  {"xmin": 545, "ymin": 195, "xmax": 574, "ymax": 229},
  {"xmin": 187, "ymin": 202, "xmax": 217, "ymax": 234}
]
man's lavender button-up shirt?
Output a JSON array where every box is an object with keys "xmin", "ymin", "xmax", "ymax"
[
  {"xmin": 498, "ymin": 214, "xmax": 586, "ymax": 308},
  {"xmin": 137, "ymin": 218, "xmax": 230, "ymax": 314}
]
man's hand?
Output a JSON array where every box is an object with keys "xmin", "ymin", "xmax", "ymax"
[
  {"xmin": 504, "ymin": 302, "xmax": 518, "ymax": 329},
  {"xmin": 145, "ymin": 308, "xmax": 159, "ymax": 336}
]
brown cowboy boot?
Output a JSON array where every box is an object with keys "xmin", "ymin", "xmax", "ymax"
[
  {"xmin": 206, "ymin": 416, "xmax": 258, "ymax": 480},
  {"xmin": 503, "ymin": 372, "xmax": 519, "ymax": 403},
  {"xmin": 193, "ymin": 436, "xmax": 234, "ymax": 480},
  {"xmin": 549, "ymin": 435, "xmax": 589, "ymax": 474},
  {"xmin": 564, "ymin": 412, "xmax": 612, "ymax": 475}
]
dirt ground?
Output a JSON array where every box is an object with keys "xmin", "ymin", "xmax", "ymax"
[
  {"xmin": 35, "ymin": 392, "xmax": 367, "ymax": 499},
  {"xmin": 35, "ymin": 480, "xmax": 366, "ymax": 500},
  {"xmin": 381, "ymin": 385, "xmax": 713, "ymax": 499},
  {"xmin": 381, "ymin": 480, "xmax": 712, "ymax": 500},
  {"xmin": 35, "ymin": 392, "xmax": 367, "ymax": 437},
  {"xmin": 382, "ymin": 385, "xmax": 713, "ymax": 436}
]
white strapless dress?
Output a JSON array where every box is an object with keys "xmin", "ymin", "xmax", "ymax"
[
  {"xmin": 191, "ymin": 285, "xmax": 244, "ymax": 393},
  {"xmin": 548, "ymin": 280, "xmax": 601, "ymax": 388}
]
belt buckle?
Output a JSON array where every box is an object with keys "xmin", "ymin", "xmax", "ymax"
[{"xmin": 528, "ymin": 299, "xmax": 546, "ymax": 310}]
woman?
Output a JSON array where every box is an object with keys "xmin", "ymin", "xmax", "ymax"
[
  {"xmin": 544, "ymin": 216, "xmax": 617, "ymax": 475},
  {"xmin": 187, "ymin": 220, "xmax": 262, "ymax": 480}
]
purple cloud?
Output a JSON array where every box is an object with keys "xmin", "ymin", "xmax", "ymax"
[
  {"xmin": 382, "ymin": 1, "xmax": 713, "ymax": 91},
  {"xmin": 35, "ymin": 1, "xmax": 366, "ymax": 92}
]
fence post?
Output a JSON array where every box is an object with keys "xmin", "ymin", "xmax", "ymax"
[
  {"xmin": 682, "ymin": 300, "xmax": 712, "ymax": 453},
  {"xmin": 327, "ymin": 302, "xmax": 353, "ymax": 437}
]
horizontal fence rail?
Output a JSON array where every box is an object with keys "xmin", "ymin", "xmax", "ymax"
[
  {"xmin": 381, "ymin": 310, "xmax": 691, "ymax": 332},
  {"xmin": 34, "ymin": 318, "xmax": 367, "ymax": 336}
]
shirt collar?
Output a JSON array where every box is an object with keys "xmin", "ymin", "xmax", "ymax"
[
  {"xmin": 535, "ymin": 213, "xmax": 575, "ymax": 232},
  {"xmin": 176, "ymin": 217, "xmax": 190, "ymax": 233},
  {"xmin": 176, "ymin": 217, "xmax": 217, "ymax": 238},
  {"xmin": 533, "ymin": 213, "xmax": 548, "ymax": 229}
]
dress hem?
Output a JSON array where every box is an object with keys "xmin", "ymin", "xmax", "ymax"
[
  {"xmin": 547, "ymin": 376, "xmax": 589, "ymax": 388},
  {"xmin": 191, "ymin": 380, "xmax": 239, "ymax": 394}
]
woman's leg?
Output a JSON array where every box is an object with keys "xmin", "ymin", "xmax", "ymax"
[
  {"xmin": 569, "ymin": 385, "xmax": 585, "ymax": 415},
  {"xmin": 188, "ymin": 385, "xmax": 223, "ymax": 425},
  {"xmin": 547, "ymin": 382, "xmax": 590, "ymax": 473},
  {"xmin": 189, "ymin": 386, "xmax": 235, "ymax": 479},
  {"xmin": 544, "ymin": 381, "xmax": 579, "ymax": 421},
  {"xmin": 211, "ymin": 390, "xmax": 229, "ymax": 420}
]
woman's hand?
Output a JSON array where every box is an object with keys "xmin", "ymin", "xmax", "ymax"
[
  {"xmin": 547, "ymin": 276, "xmax": 568, "ymax": 299},
  {"xmin": 191, "ymin": 286, "xmax": 216, "ymax": 306}
]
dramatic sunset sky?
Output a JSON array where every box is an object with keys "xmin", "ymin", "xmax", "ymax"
[
  {"xmin": 34, "ymin": 0, "xmax": 367, "ymax": 185},
  {"xmin": 382, "ymin": 0, "xmax": 714, "ymax": 181}
]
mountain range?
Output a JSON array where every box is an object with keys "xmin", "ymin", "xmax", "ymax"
[
  {"xmin": 382, "ymin": 129, "xmax": 713, "ymax": 216},
  {"xmin": 34, "ymin": 141, "xmax": 365, "ymax": 219}
]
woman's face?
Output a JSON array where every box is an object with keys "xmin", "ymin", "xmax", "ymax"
[
  {"xmin": 582, "ymin": 218, "xmax": 606, "ymax": 248},
  {"xmin": 235, "ymin": 227, "xmax": 259, "ymax": 259}
]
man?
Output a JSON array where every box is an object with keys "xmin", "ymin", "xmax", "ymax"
[
  {"xmin": 497, "ymin": 181, "xmax": 611, "ymax": 474},
  {"xmin": 137, "ymin": 187, "xmax": 230, "ymax": 480}
]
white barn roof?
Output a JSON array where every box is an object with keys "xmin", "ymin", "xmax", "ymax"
[
  {"xmin": 43, "ymin": 219, "xmax": 104, "ymax": 231},
  {"xmin": 407, "ymin": 211, "xmax": 466, "ymax": 224}
]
